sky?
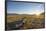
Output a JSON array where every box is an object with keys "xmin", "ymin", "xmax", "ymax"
[{"xmin": 7, "ymin": 1, "xmax": 44, "ymax": 15}]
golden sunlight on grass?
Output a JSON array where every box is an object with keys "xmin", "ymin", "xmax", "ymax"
[{"xmin": 6, "ymin": 12, "xmax": 45, "ymax": 30}]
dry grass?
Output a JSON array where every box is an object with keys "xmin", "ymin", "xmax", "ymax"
[{"xmin": 7, "ymin": 14, "xmax": 45, "ymax": 29}]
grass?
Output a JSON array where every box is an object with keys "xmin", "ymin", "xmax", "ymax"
[{"xmin": 7, "ymin": 13, "xmax": 45, "ymax": 30}]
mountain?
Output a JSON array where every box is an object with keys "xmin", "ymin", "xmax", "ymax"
[
  {"xmin": 7, "ymin": 13, "xmax": 19, "ymax": 16},
  {"xmin": 40, "ymin": 12, "xmax": 45, "ymax": 15}
]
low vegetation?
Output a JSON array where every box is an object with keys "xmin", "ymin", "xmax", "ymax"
[{"xmin": 6, "ymin": 12, "xmax": 45, "ymax": 30}]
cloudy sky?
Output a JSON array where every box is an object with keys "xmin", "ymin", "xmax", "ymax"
[{"xmin": 7, "ymin": 1, "xmax": 44, "ymax": 15}]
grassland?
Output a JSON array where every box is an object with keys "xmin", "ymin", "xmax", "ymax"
[{"xmin": 7, "ymin": 12, "xmax": 45, "ymax": 30}]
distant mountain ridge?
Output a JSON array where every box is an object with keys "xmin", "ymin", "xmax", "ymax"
[
  {"xmin": 7, "ymin": 13, "xmax": 19, "ymax": 15},
  {"xmin": 7, "ymin": 12, "xmax": 45, "ymax": 16}
]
